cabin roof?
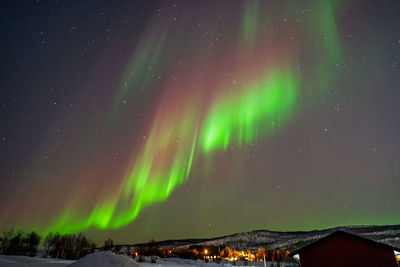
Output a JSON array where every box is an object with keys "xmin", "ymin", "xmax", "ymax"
[{"xmin": 289, "ymin": 230, "xmax": 400, "ymax": 257}]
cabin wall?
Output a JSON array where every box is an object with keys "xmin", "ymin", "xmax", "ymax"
[{"xmin": 299, "ymin": 234, "xmax": 398, "ymax": 267}]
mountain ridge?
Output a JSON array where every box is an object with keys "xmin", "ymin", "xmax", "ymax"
[{"xmin": 130, "ymin": 224, "xmax": 400, "ymax": 251}]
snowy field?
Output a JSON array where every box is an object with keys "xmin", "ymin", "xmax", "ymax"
[
  {"xmin": 0, "ymin": 254, "xmax": 74, "ymax": 266},
  {"xmin": 0, "ymin": 252, "xmax": 297, "ymax": 267}
]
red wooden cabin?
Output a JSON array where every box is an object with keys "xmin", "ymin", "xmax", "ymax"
[{"xmin": 290, "ymin": 230, "xmax": 400, "ymax": 267}]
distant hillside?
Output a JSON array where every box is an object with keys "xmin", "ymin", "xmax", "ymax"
[{"xmin": 131, "ymin": 225, "xmax": 400, "ymax": 251}]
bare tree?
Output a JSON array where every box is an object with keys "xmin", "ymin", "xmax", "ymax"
[{"xmin": 104, "ymin": 238, "xmax": 114, "ymax": 251}]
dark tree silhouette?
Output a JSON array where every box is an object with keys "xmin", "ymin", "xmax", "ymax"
[
  {"xmin": 43, "ymin": 232, "xmax": 96, "ymax": 260},
  {"xmin": 0, "ymin": 230, "xmax": 40, "ymax": 256},
  {"xmin": 104, "ymin": 238, "xmax": 114, "ymax": 251},
  {"xmin": 26, "ymin": 231, "xmax": 41, "ymax": 256}
]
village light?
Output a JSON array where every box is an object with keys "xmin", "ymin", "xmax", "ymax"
[{"xmin": 395, "ymin": 250, "xmax": 400, "ymax": 262}]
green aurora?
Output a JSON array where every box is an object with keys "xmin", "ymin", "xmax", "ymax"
[
  {"xmin": 38, "ymin": 0, "xmax": 343, "ymax": 235},
  {"xmin": 10, "ymin": 0, "xmax": 396, "ymax": 243}
]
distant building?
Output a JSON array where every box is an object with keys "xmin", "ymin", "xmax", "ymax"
[{"xmin": 290, "ymin": 230, "xmax": 400, "ymax": 267}]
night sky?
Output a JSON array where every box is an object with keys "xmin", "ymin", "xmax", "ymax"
[{"xmin": 1, "ymin": 0, "xmax": 399, "ymax": 244}]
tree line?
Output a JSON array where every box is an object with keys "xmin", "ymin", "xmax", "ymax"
[
  {"xmin": 0, "ymin": 230, "xmax": 40, "ymax": 256},
  {"xmin": 42, "ymin": 232, "xmax": 97, "ymax": 259},
  {"xmin": 0, "ymin": 229, "xmax": 97, "ymax": 260}
]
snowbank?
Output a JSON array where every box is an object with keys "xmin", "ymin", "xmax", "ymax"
[{"xmin": 69, "ymin": 251, "xmax": 139, "ymax": 267}]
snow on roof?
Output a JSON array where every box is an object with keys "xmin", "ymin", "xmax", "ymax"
[{"xmin": 292, "ymin": 254, "xmax": 300, "ymax": 261}]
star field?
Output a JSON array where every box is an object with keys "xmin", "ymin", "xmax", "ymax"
[{"xmin": 0, "ymin": 0, "xmax": 399, "ymax": 244}]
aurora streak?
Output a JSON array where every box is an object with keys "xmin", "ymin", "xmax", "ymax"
[
  {"xmin": 35, "ymin": 0, "xmax": 343, "ymax": 235},
  {"xmin": 3, "ymin": 0, "xmax": 399, "ymax": 247}
]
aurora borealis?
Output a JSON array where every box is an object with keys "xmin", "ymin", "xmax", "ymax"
[{"xmin": 1, "ymin": 0, "xmax": 399, "ymax": 244}]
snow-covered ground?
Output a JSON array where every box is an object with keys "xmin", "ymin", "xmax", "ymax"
[
  {"xmin": 0, "ymin": 253, "xmax": 297, "ymax": 267},
  {"xmin": 70, "ymin": 251, "xmax": 139, "ymax": 267},
  {"xmin": 0, "ymin": 254, "xmax": 74, "ymax": 266}
]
